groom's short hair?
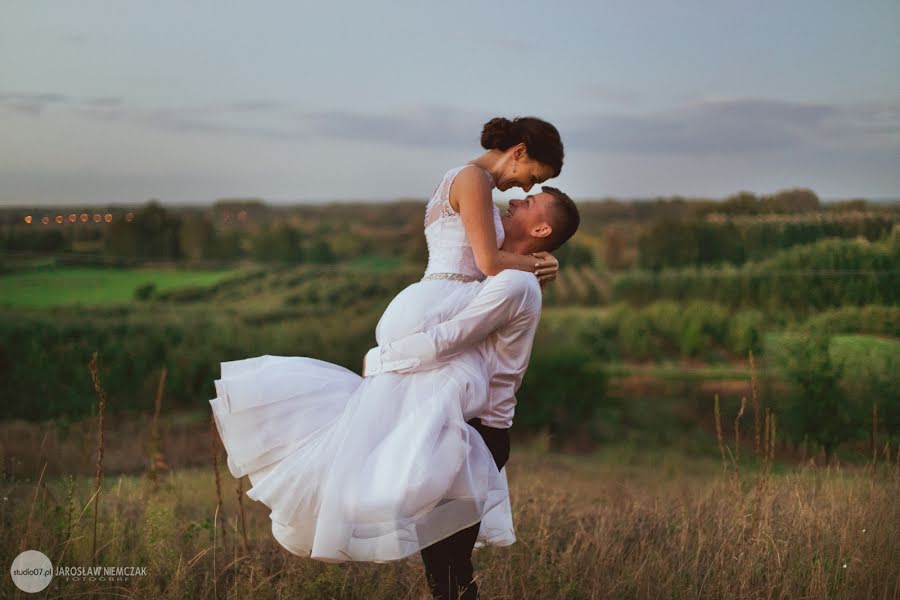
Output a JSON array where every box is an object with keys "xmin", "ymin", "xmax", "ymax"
[{"xmin": 541, "ymin": 186, "xmax": 580, "ymax": 252}]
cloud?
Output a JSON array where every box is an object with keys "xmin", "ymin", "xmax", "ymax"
[
  {"xmin": 0, "ymin": 92, "xmax": 485, "ymax": 146},
  {"xmin": 295, "ymin": 104, "xmax": 482, "ymax": 147},
  {"xmin": 65, "ymin": 98, "xmax": 305, "ymax": 139},
  {"xmin": 221, "ymin": 100, "xmax": 283, "ymax": 112},
  {"xmin": 564, "ymin": 96, "xmax": 900, "ymax": 154},
  {"xmin": 2, "ymin": 90, "xmax": 897, "ymax": 156},
  {"xmin": 83, "ymin": 96, "xmax": 125, "ymax": 108},
  {"xmin": 0, "ymin": 92, "xmax": 68, "ymax": 116}
]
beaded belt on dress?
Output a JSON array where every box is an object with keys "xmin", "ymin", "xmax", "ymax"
[{"xmin": 421, "ymin": 272, "xmax": 480, "ymax": 283}]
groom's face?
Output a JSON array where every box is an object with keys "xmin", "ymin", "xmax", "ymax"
[{"xmin": 500, "ymin": 191, "xmax": 555, "ymax": 250}]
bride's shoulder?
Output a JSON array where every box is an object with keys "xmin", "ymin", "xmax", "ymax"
[
  {"xmin": 448, "ymin": 164, "xmax": 493, "ymax": 205},
  {"xmin": 447, "ymin": 163, "xmax": 494, "ymax": 213},
  {"xmin": 454, "ymin": 163, "xmax": 493, "ymax": 185}
]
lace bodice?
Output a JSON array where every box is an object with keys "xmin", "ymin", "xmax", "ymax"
[{"xmin": 422, "ymin": 164, "xmax": 504, "ymax": 280}]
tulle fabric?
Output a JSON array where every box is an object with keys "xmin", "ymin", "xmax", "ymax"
[{"xmin": 209, "ymin": 278, "xmax": 516, "ymax": 562}]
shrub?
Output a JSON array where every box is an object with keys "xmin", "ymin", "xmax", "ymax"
[
  {"xmin": 727, "ymin": 309, "xmax": 765, "ymax": 355},
  {"xmin": 616, "ymin": 308, "xmax": 658, "ymax": 360},
  {"xmin": 134, "ymin": 282, "xmax": 157, "ymax": 301},
  {"xmin": 765, "ymin": 332, "xmax": 858, "ymax": 458},
  {"xmin": 797, "ymin": 305, "xmax": 900, "ymax": 338},
  {"xmin": 517, "ymin": 344, "xmax": 608, "ymax": 447}
]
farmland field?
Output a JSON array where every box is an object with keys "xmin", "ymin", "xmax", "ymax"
[{"xmin": 0, "ymin": 266, "xmax": 244, "ymax": 308}]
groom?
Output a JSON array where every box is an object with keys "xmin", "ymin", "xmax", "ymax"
[{"xmin": 363, "ymin": 186, "xmax": 580, "ymax": 600}]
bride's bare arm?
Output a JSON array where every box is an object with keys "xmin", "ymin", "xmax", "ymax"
[{"xmin": 451, "ymin": 166, "xmax": 556, "ymax": 278}]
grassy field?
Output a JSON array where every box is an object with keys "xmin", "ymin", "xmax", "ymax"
[
  {"xmin": 2, "ymin": 435, "xmax": 897, "ymax": 600},
  {"xmin": 0, "ymin": 266, "xmax": 244, "ymax": 308}
]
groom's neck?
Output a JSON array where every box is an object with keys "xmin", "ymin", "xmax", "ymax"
[{"xmin": 501, "ymin": 234, "xmax": 540, "ymax": 256}]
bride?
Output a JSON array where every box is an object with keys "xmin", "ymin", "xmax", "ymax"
[{"xmin": 209, "ymin": 116, "xmax": 564, "ymax": 562}]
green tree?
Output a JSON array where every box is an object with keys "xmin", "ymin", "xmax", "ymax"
[
  {"xmin": 517, "ymin": 345, "xmax": 608, "ymax": 447},
  {"xmin": 768, "ymin": 333, "xmax": 855, "ymax": 459},
  {"xmin": 178, "ymin": 215, "xmax": 217, "ymax": 260},
  {"xmin": 104, "ymin": 199, "xmax": 182, "ymax": 259},
  {"xmin": 722, "ymin": 191, "xmax": 761, "ymax": 215},
  {"xmin": 637, "ymin": 219, "xmax": 699, "ymax": 269},
  {"xmin": 763, "ymin": 188, "xmax": 820, "ymax": 213},
  {"xmin": 554, "ymin": 239, "xmax": 595, "ymax": 267},
  {"xmin": 252, "ymin": 223, "xmax": 303, "ymax": 262},
  {"xmin": 601, "ymin": 227, "xmax": 629, "ymax": 270},
  {"xmin": 306, "ymin": 239, "xmax": 336, "ymax": 264}
]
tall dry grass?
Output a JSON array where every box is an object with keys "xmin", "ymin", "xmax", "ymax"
[
  {"xmin": 0, "ymin": 353, "xmax": 897, "ymax": 599},
  {"xmin": 86, "ymin": 351, "xmax": 107, "ymax": 564},
  {"xmin": 146, "ymin": 367, "xmax": 169, "ymax": 492}
]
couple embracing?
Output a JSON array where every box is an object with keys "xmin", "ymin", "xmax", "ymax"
[{"xmin": 209, "ymin": 115, "xmax": 580, "ymax": 599}]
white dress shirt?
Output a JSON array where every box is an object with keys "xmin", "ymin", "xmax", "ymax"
[{"xmin": 363, "ymin": 269, "xmax": 542, "ymax": 429}]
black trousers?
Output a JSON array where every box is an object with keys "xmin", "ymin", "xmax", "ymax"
[{"xmin": 420, "ymin": 417, "xmax": 511, "ymax": 600}]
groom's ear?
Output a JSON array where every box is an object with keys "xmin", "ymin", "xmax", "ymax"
[{"xmin": 530, "ymin": 223, "xmax": 553, "ymax": 240}]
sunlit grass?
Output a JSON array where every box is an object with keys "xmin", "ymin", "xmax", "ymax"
[{"xmin": 0, "ymin": 266, "xmax": 244, "ymax": 308}]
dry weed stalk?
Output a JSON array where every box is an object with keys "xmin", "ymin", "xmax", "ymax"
[
  {"xmin": 870, "ymin": 400, "xmax": 878, "ymax": 465},
  {"xmin": 749, "ymin": 350, "xmax": 761, "ymax": 459},
  {"xmin": 714, "ymin": 394, "xmax": 727, "ymax": 473},
  {"xmin": 236, "ymin": 476, "xmax": 250, "ymax": 555},
  {"xmin": 209, "ymin": 415, "xmax": 228, "ymax": 549},
  {"xmin": 87, "ymin": 351, "xmax": 107, "ymax": 563},
  {"xmin": 767, "ymin": 411, "xmax": 777, "ymax": 468},
  {"xmin": 749, "ymin": 409, "xmax": 776, "ymax": 538},
  {"xmin": 19, "ymin": 461, "xmax": 47, "ymax": 554},
  {"xmin": 64, "ymin": 474, "xmax": 76, "ymax": 542},
  {"xmin": 148, "ymin": 366, "xmax": 169, "ymax": 491},
  {"xmin": 213, "ymin": 503, "xmax": 219, "ymax": 600},
  {"xmin": 53, "ymin": 485, "xmax": 101, "ymax": 577},
  {"xmin": 733, "ymin": 396, "xmax": 746, "ymax": 475}
]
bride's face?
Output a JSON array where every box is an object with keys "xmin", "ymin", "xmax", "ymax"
[{"xmin": 496, "ymin": 145, "xmax": 555, "ymax": 193}]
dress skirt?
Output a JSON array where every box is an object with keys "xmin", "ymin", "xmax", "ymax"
[{"xmin": 209, "ymin": 278, "xmax": 516, "ymax": 562}]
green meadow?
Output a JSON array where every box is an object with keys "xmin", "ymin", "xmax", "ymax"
[{"xmin": 0, "ymin": 266, "xmax": 243, "ymax": 308}]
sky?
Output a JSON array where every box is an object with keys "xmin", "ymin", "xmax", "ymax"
[{"xmin": 1, "ymin": 0, "xmax": 899, "ymax": 206}]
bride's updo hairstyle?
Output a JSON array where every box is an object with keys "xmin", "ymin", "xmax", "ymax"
[{"xmin": 480, "ymin": 116, "xmax": 564, "ymax": 178}]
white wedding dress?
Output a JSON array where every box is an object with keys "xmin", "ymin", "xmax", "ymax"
[{"xmin": 209, "ymin": 164, "xmax": 515, "ymax": 562}]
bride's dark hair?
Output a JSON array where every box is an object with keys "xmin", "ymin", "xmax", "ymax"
[{"xmin": 480, "ymin": 116, "xmax": 564, "ymax": 177}]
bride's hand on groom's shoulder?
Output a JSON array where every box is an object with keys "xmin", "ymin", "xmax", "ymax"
[{"xmin": 531, "ymin": 251, "xmax": 558, "ymax": 286}]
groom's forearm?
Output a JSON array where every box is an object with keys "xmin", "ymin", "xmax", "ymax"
[
  {"xmin": 364, "ymin": 297, "xmax": 512, "ymax": 376},
  {"xmin": 365, "ymin": 307, "xmax": 502, "ymax": 376},
  {"xmin": 364, "ymin": 270, "xmax": 540, "ymax": 377}
]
